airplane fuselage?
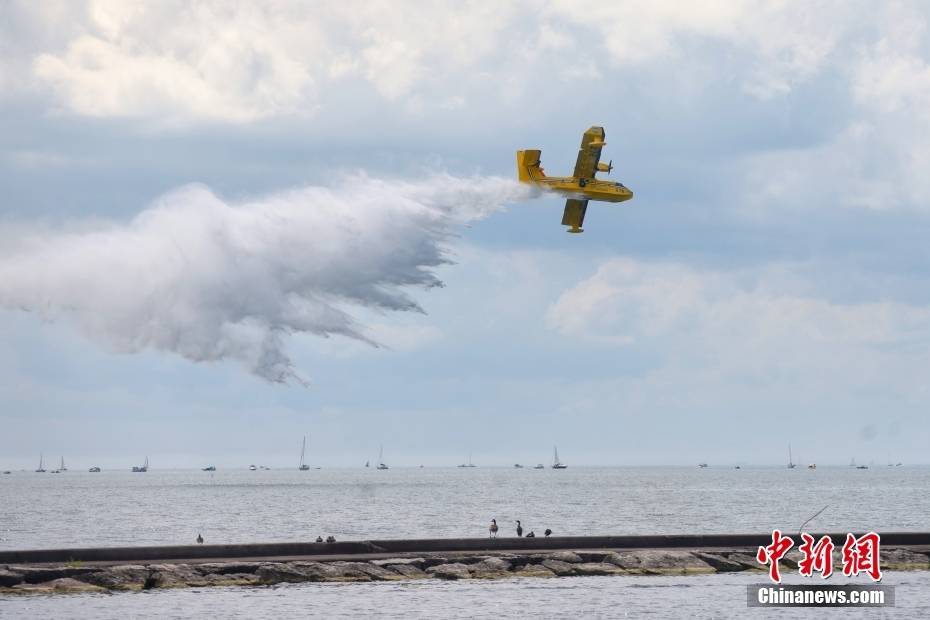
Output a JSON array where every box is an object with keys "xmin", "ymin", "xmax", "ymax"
[{"xmin": 531, "ymin": 175, "xmax": 633, "ymax": 203}]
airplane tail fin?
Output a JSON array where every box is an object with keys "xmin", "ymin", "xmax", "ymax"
[{"xmin": 516, "ymin": 149, "xmax": 546, "ymax": 182}]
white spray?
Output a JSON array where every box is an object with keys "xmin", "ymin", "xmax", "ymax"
[{"xmin": 0, "ymin": 173, "xmax": 531, "ymax": 383}]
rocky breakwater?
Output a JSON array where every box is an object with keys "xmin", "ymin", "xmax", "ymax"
[{"xmin": 2, "ymin": 547, "xmax": 929, "ymax": 594}]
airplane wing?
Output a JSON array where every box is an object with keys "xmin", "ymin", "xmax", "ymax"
[
  {"xmin": 561, "ymin": 198, "xmax": 588, "ymax": 233},
  {"xmin": 572, "ymin": 126, "xmax": 606, "ymax": 179}
]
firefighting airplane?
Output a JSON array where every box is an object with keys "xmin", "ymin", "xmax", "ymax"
[{"xmin": 516, "ymin": 126, "xmax": 633, "ymax": 233}]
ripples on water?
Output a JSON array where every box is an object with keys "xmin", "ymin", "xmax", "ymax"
[
  {"xmin": 1, "ymin": 466, "xmax": 928, "ymax": 549},
  {"xmin": 2, "ymin": 573, "xmax": 929, "ymax": 619}
]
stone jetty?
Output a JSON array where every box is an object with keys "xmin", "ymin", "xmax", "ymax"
[{"xmin": 2, "ymin": 534, "xmax": 929, "ymax": 595}]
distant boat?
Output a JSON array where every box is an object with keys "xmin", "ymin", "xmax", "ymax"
[
  {"xmin": 88, "ymin": 466, "xmax": 101, "ymax": 473},
  {"xmin": 132, "ymin": 456, "xmax": 149, "ymax": 473},
  {"xmin": 534, "ymin": 463, "xmax": 545, "ymax": 469},
  {"xmin": 734, "ymin": 465, "xmax": 741, "ymax": 469},
  {"xmin": 552, "ymin": 446, "xmax": 567, "ymax": 469},
  {"xmin": 849, "ymin": 457, "xmax": 856, "ymax": 468},
  {"xmin": 35, "ymin": 453, "xmax": 47, "ymax": 473},
  {"xmin": 365, "ymin": 460, "xmax": 369, "ymax": 468},
  {"xmin": 249, "ymin": 464, "xmax": 257, "ymax": 471},
  {"xmin": 458, "ymin": 453, "xmax": 476, "ymax": 468},
  {"xmin": 514, "ymin": 464, "xmax": 523, "ymax": 469},
  {"xmin": 202, "ymin": 465, "xmax": 216, "ymax": 471},
  {"xmin": 377, "ymin": 445, "xmax": 389, "ymax": 470},
  {"xmin": 856, "ymin": 464, "xmax": 869, "ymax": 470},
  {"xmin": 298, "ymin": 436, "xmax": 310, "ymax": 471},
  {"xmin": 807, "ymin": 463, "xmax": 817, "ymax": 470},
  {"xmin": 1, "ymin": 470, "xmax": 10, "ymax": 475},
  {"xmin": 698, "ymin": 463, "xmax": 708, "ymax": 468},
  {"xmin": 59, "ymin": 456, "xmax": 67, "ymax": 472},
  {"xmin": 787, "ymin": 443, "xmax": 797, "ymax": 469}
]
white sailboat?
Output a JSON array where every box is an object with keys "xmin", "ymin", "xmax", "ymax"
[
  {"xmin": 132, "ymin": 456, "xmax": 148, "ymax": 472},
  {"xmin": 787, "ymin": 443, "xmax": 797, "ymax": 469},
  {"xmin": 35, "ymin": 453, "xmax": 46, "ymax": 473},
  {"xmin": 552, "ymin": 446, "xmax": 567, "ymax": 469},
  {"xmin": 298, "ymin": 436, "xmax": 310, "ymax": 471},
  {"xmin": 59, "ymin": 456, "xmax": 67, "ymax": 472},
  {"xmin": 377, "ymin": 445, "xmax": 389, "ymax": 470},
  {"xmin": 458, "ymin": 453, "xmax": 476, "ymax": 468}
]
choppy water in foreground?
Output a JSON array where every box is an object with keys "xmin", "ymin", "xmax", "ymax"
[
  {"xmin": 2, "ymin": 572, "xmax": 929, "ymax": 619},
  {"xmin": 1, "ymin": 466, "xmax": 928, "ymax": 550}
]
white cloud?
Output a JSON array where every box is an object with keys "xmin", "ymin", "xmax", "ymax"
[
  {"xmin": 547, "ymin": 258, "xmax": 930, "ymax": 389},
  {"xmin": 6, "ymin": 0, "xmax": 885, "ymax": 123}
]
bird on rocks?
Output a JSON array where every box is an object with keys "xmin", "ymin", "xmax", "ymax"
[
  {"xmin": 489, "ymin": 519, "xmax": 499, "ymax": 538},
  {"xmin": 196, "ymin": 533, "xmax": 203, "ymax": 544},
  {"xmin": 516, "ymin": 520, "xmax": 523, "ymax": 537},
  {"xmin": 526, "ymin": 531, "xmax": 535, "ymax": 538},
  {"xmin": 315, "ymin": 536, "xmax": 323, "ymax": 543},
  {"xmin": 544, "ymin": 529, "xmax": 552, "ymax": 538},
  {"xmin": 326, "ymin": 535, "xmax": 336, "ymax": 543}
]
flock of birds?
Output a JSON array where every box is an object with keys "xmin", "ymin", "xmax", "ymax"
[
  {"xmin": 194, "ymin": 524, "xmax": 552, "ymax": 546},
  {"xmin": 489, "ymin": 519, "xmax": 551, "ymax": 539}
]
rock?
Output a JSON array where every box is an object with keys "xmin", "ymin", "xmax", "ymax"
[
  {"xmin": 544, "ymin": 551, "xmax": 583, "ymax": 564},
  {"xmin": 573, "ymin": 562, "xmax": 626, "ymax": 576},
  {"xmin": 514, "ymin": 564, "xmax": 556, "ymax": 578},
  {"xmin": 418, "ymin": 557, "xmax": 451, "ymax": 569},
  {"xmin": 724, "ymin": 552, "xmax": 766, "ymax": 571},
  {"xmin": 48, "ymin": 577, "xmax": 107, "ymax": 593},
  {"xmin": 880, "ymin": 548, "xmax": 930, "ymax": 570},
  {"xmin": 0, "ymin": 569, "xmax": 23, "ymax": 587},
  {"xmin": 203, "ymin": 573, "xmax": 261, "ymax": 586},
  {"xmin": 9, "ymin": 566, "xmax": 96, "ymax": 584},
  {"xmin": 541, "ymin": 559, "xmax": 576, "ymax": 576},
  {"xmin": 371, "ymin": 558, "xmax": 425, "ymax": 569},
  {"xmin": 605, "ymin": 550, "xmax": 714, "ymax": 574},
  {"xmin": 146, "ymin": 564, "xmax": 209, "ymax": 588},
  {"xmin": 693, "ymin": 552, "xmax": 747, "ymax": 572},
  {"xmin": 330, "ymin": 562, "xmax": 398, "ymax": 581},
  {"xmin": 426, "ymin": 563, "xmax": 473, "ymax": 580},
  {"xmin": 387, "ymin": 564, "xmax": 428, "ymax": 579},
  {"xmin": 472, "ymin": 557, "xmax": 512, "ymax": 573},
  {"xmin": 255, "ymin": 563, "xmax": 315, "ymax": 584},
  {"xmin": 194, "ymin": 562, "xmax": 264, "ymax": 575},
  {"xmin": 79, "ymin": 565, "xmax": 152, "ymax": 590}
]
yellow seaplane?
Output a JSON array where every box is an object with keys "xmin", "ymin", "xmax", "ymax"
[{"xmin": 517, "ymin": 126, "xmax": 633, "ymax": 233}]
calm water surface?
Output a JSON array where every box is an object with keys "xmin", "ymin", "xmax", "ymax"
[{"xmin": 1, "ymin": 466, "xmax": 928, "ymax": 549}]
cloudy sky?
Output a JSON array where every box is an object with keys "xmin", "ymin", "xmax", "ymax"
[{"xmin": 2, "ymin": 0, "xmax": 929, "ymax": 468}]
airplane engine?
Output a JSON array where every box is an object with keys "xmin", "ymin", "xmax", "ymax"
[{"xmin": 597, "ymin": 160, "xmax": 613, "ymax": 174}]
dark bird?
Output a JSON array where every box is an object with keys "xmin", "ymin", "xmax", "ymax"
[
  {"xmin": 544, "ymin": 529, "xmax": 552, "ymax": 537},
  {"xmin": 196, "ymin": 533, "xmax": 203, "ymax": 544},
  {"xmin": 315, "ymin": 536, "xmax": 323, "ymax": 543},
  {"xmin": 516, "ymin": 520, "xmax": 523, "ymax": 537},
  {"xmin": 326, "ymin": 535, "xmax": 336, "ymax": 543},
  {"xmin": 526, "ymin": 531, "xmax": 535, "ymax": 538},
  {"xmin": 489, "ymin": 519, "xmax": 499, "ymax": 538}
]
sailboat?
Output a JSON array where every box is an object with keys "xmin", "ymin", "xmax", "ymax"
[
  {"xmin": 552, "ymin": 446, "xmax": 567, "ymax": 469},
  {"xmin": 249, "ymin": 464, "xmax": 257, "ymax": 471},
  {"xmin": 533, "ymin": 463, "xmax": 545, "ymax": 469},
  {"xmin": 35, "ymin": 453, "xmax": 46, "ymax": 473},
  {"xmin": 458, "ymin": 453, "xmax": 476, "ymax": 468},
  {"xmin": 377, "ymin": 445, "xmax": 389, "ymax": 470},
  {"xmin": 298, "ymin": 436, "xmax": 310, "ymax": 471},
  {"xmin": 59, "ymin": 457, "xmax": 68, "ymax": 472},
  {"xmin": 88, "ymin": 466, "xmax": 101, "ymax": 472},
  {"xmin": 365, "ymin": 460, "xmax": 369, "ymax": 468},
  {"xmin": 787, "ymin": 443, "xmax": 797, "ymax": 469},
  {"xmin": 132, "ymin": 456, "xmax": 149, "ymax": 472}
]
